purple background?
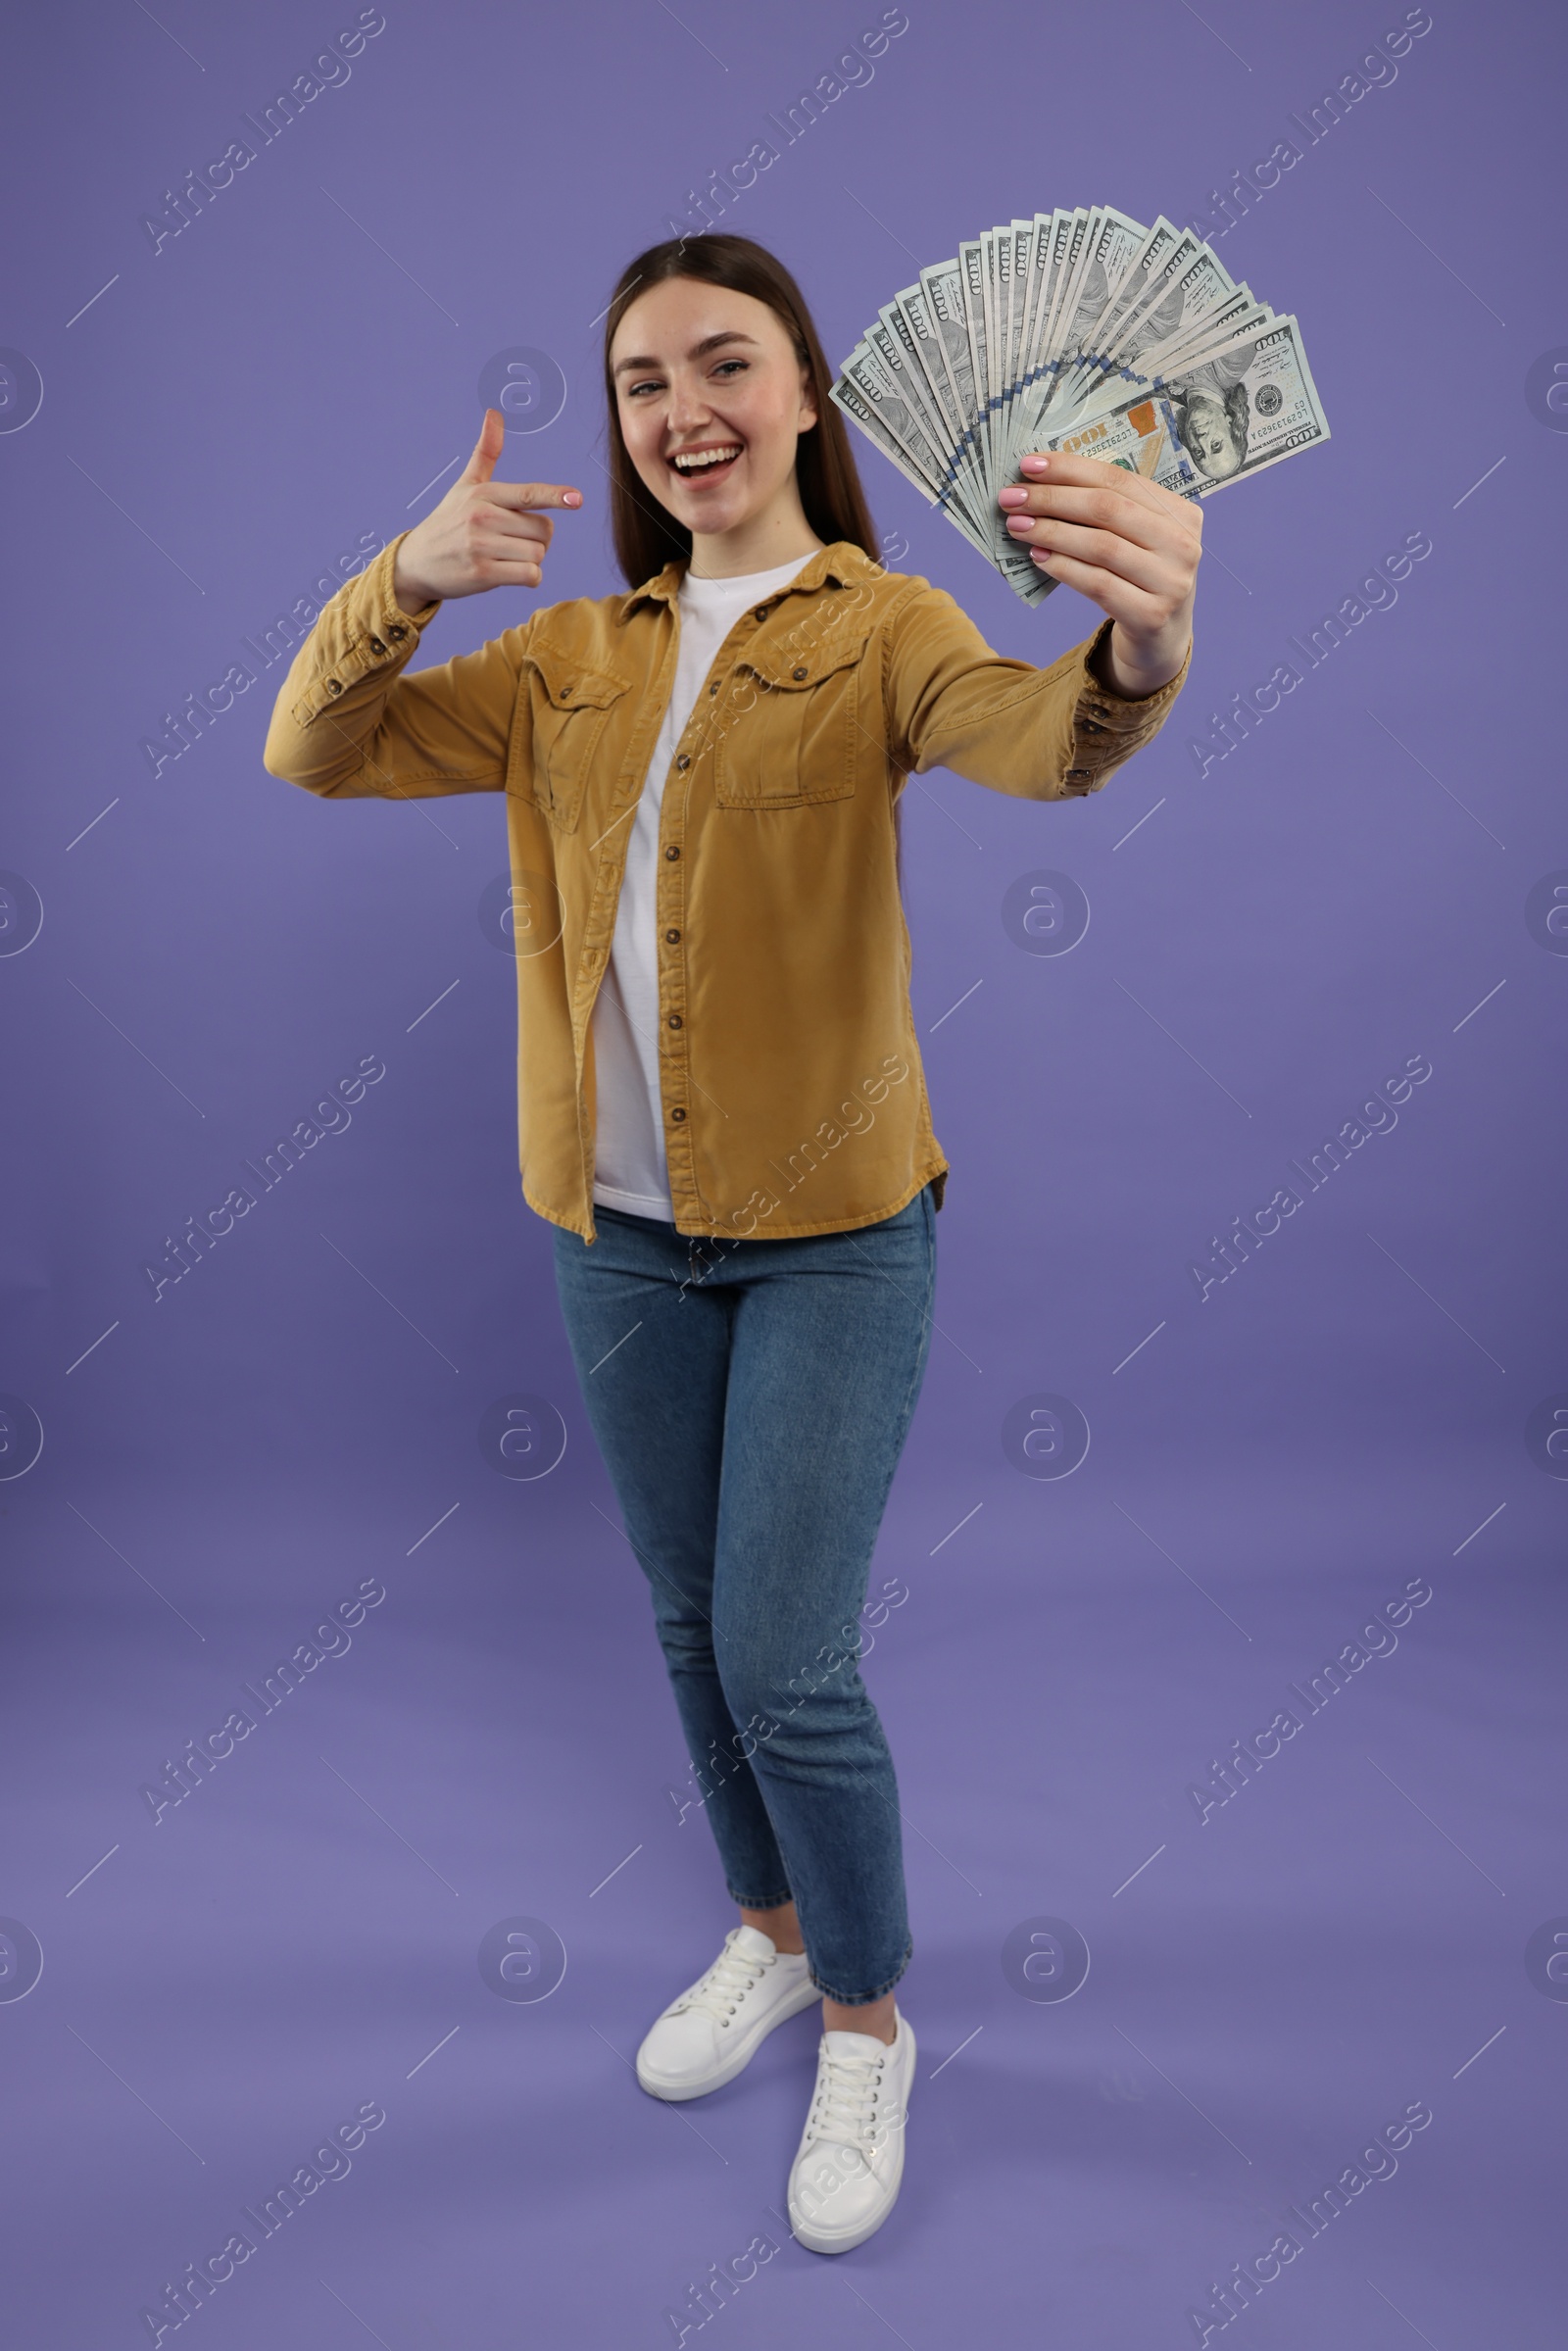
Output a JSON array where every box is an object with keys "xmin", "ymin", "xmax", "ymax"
[{"xmin": 2, "ymin": 1, "xmax": 1564, "ymax": 2342}]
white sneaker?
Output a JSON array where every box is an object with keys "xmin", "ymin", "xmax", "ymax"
[
  {"xmin": 786, "ymin": 2009, "xmax": 915, "ymax": 2254},
  {"xmin": 636, "ymin": 1925, "xmax": 818, "ymax": 2101}
]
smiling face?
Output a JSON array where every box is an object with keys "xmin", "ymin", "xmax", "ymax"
[{"xmin": 610, "ymin": 276, "xmax": 820, "ymax": 564}]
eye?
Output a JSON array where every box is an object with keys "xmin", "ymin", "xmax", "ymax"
[{"xmin": 623, "ymin": 357, "xmax": 749, "ymax": 400}]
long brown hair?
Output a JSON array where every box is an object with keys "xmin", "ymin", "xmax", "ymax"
[{"xmin": 600, "ymin": 234, "xmax": 879, "ymax": 590}]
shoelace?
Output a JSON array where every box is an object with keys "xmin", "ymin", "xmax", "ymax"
[
  {"xmin": 674, "ymin": 1936, "xmax": 776, "ymax": 2028},
  {"xmin": 806, "ymin": 2043, "xmax": 891, "ymax": 2153}
]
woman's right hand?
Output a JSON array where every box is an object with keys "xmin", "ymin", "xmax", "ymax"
[{"xmin": 391, "ymin": 408, "xmax": 581, "ymax": 611}]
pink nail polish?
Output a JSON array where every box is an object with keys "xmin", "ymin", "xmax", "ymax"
[
  {"xmin": 1021, "ymin": 453, "xmax": 1049, "ymax": 472},
  {"xmin": 998, "ymin": 485, "xmax": 1028, "ymax": 508}
]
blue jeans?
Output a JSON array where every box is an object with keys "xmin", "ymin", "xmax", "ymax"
[{"xmin": 551, "ymin": 1185, "xmax": 937, "ymax": 2004}]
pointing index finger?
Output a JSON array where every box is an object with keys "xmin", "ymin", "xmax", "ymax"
[{"xmin": 476, "ymin": 480, "xmax": 583, "ymax": 513}]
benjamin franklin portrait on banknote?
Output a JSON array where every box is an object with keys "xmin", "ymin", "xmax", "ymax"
[{"xmin": 1164, "ymin": 345, "xmax": 1252, "ymax": 483}]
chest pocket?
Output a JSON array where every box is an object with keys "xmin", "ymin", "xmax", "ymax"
[
  {"xmin": 713, "ymin": 624, "xmax": 872, "ymax": 809},
  {"xmin": 511, "ymin": 642, "xmax": 629, "ymax": 831}
]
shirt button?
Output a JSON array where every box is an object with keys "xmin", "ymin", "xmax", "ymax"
[
  {"xmin": 664, "ymin": 845, "xmax": 680, "ymax": 861},
  {"xmin": 325, "ymin": 679, "xmax": 343, "ymax": 695},
  {"xmin": 753, "ymin": 605, "xmax": 769, "ymax": 622},
  {"xmin": 387, "ymin": 624, "xmax": 407, "ymax": 640},
  {"xmin": 708, "ymin": 681, "xmax": 719, "ymax": 695},
  {"xmin": 792, "ymin": 665, "xmax": 808, "ymax": 681},
  {"xmin": 670, "ymin": 1106, "xmax": 687, "ymax": 1122},
  {"xmin": 368, "ymin": 636, "xmax": 387, "ymax": 656},
  {"xmin": 664, "ymin": 928, "xmax": 680, "ymax": 944},
  {"xmin": 676, "ymin": 754, "xmax": 690, "ymax": 770},
  {"xmin": 667, "ymin": 1013, "xmax": 683, "ymax": 1029}
]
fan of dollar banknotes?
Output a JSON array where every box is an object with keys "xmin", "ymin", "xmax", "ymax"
[{"xmin": 829, "ymin": 205, "xmax": 1330, "ymax": 605}]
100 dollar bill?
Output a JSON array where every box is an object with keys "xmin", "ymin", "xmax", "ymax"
[
  {"xmin": 1033, "ymin": 392, "xmax": 1201, "ymax": 500},
  {"xmin": 1044, "ymin": 313, "xmax": 1331, "ymax": 497}
]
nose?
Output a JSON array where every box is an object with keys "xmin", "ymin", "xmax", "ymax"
[{"xmin": 665, "ymin": 371, "xmax": 712, "ymax": 433}]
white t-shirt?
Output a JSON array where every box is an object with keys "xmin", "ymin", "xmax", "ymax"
[{"xmin": 590, "ymin": 549, "xmax": 813, "ymax": 1219}]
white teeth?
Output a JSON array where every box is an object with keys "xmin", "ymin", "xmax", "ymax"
[{"xmin": 671, "ymin": 446, "xmax": 741, "ymax": 471}]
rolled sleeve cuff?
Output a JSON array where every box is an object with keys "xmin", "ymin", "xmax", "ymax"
[
  {"xmin": 287, "ymin": 531, "xmax": 442, "ymax": 730},
  {"xmin": 1058, "ymin": 616, "xmax": 1193, "ymax": 797}
]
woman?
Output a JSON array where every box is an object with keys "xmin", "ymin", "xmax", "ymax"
[{"xmin": 264, "ymin": 232, "xmax": 1200, "ymax": 2253}]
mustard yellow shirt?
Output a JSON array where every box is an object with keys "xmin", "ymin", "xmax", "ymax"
[{"xmin": 263, "ymin": 533, "xmax": 1190, "ymax": 1242}]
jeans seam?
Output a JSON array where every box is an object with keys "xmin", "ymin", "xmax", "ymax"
[
  {"xmin": 846, "ymin": 1198, "xmax": 937, "ymax": 1445},
  {"xmin": 866, "ymin": 1201, "xmax": 937, "ymax": 1505}
]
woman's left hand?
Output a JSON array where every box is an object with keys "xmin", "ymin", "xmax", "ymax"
[{"xmin": 999, "ymin": 449, "xmax": 1201, "ymax": 697}]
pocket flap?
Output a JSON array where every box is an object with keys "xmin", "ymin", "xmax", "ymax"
[
  {"xmin": 522, "ymin": 640, "xmax": 628, "ymax": 710},
  {"xmin": 738, "ymin": 624, "xmax": 871, "ymax": 693}
]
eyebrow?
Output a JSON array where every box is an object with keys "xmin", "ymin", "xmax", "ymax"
[{"xmin": 612, "ymin": 330, "xmax": 760, "ymax": 379}]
